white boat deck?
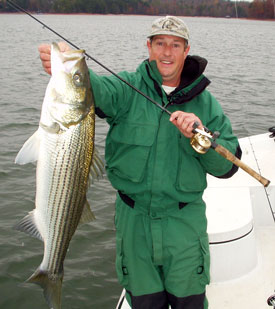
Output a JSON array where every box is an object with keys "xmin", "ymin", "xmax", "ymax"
[
  {"xmin": 207, "ymin": 226, "xmax": 275, "ymax": 308},
  {"xmin": 206, "ymin": 132, "xmax": 275, "ymax": 308}
]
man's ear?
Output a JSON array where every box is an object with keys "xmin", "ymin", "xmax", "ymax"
[
  {"xmin": 184, "ymin": 45, "xmax": 191, "ymax": 57},
  {"xmin": 147, "ymin": 39, "xmax": 152, "ymax": 57}
]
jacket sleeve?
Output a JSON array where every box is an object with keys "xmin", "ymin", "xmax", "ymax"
[
  {"xmin": 89, "ymin": 69, "xmax": 133, "ymax": 121},
  {"xmin": 197, "ymin": 92, "xmax": 242, "ymax": 178}
]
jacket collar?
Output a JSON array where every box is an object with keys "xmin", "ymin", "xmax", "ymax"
[{"xmin": 138, "ymin": 56, "xmax": 211, "ymax": 104}]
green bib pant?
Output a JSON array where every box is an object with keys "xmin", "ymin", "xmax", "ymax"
[{"xmin": 115, "ymin": 193, "xmax": 210, "ymax": 308}]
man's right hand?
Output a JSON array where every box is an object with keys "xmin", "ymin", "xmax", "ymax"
[{"xmin": 38, "ymin": 42, "xmax": 71, "ymax": 75}]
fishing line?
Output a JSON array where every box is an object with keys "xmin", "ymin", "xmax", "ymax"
[
  {"xmin": 5, "ymin": 0, "xmax": 172, "ymax": 116},
  {"xmin": 248, "ymin": 136, "xmax": 275, "ymax": 223}
]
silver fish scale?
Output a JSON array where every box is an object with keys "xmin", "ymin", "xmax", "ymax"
[{"xmin": 42, "ymin": 109, "xmax": 95, "ymax": 276}]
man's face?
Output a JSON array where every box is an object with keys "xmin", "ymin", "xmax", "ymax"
[{"xmin": 147, "ymin": 35, "xmax": 190, "ymax": 87}]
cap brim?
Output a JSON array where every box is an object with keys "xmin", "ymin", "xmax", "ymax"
[{"xmin": 147, "ymin": 30, "xmax": 188, "ymax": 41}]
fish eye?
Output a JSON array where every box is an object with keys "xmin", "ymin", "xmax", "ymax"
[{"xmin": 73, "ymin": 72, "xmax": 82, "ymax": 85}]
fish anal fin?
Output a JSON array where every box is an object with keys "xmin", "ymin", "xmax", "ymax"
[
  {"xmin": 27, "ymin": 268, "xmax": 63, "ymax": 309},
  {"xmin": 15, "ymin": 130, "xmax": 41, "ymax": 165},
  {"xmin": 79, "ymin": 199, "xmax": 95, "ymax": 225},
  {"xmin": 14, "ymin": 211, "xmax": 43, "ymax": 242}
]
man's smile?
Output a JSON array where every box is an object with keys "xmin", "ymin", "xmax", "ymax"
[{"xmin": 160, "ymin": 60, "xmax": 173, "ymax": 65}]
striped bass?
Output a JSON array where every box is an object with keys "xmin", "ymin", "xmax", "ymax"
[{"xmin": 15, "ymin": 42, "xmax": 104, "ymax": 309}]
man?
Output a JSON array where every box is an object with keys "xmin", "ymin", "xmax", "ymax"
[{"xmin": 39, "ymin": 16, "xmax": 241, "ymax": 309}]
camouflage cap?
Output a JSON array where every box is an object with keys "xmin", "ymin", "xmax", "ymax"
[{"xmin": 148, "ymin": 16, "xmax": 189, "ymax": 42}]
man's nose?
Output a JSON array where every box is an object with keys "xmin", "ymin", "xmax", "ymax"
[{"xmin": 163, "ymin": 45, "xmax": 172, "ymax": 56}]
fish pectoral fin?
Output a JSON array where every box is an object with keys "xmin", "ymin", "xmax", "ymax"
[
  {"xmin": 15, "ymin": 130, "xmax": 41, "ymax": 165},
  {"xmin": 27, "ymin": 267, "xmax": 63, "ymax": 309},
  {"xmin": 14, "ymin": 211, "xmax": 43, "ymax": 241},
  {"xmin": 89, "ymin": 147, "xmax": 105, "ymax": 184},
  {"xmin": 79, "ymin": 199, "xmax": 96, "ymax": 225}
]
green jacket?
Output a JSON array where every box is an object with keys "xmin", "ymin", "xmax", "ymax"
[{"xmin": 89, "ymin": 56, "xmax": 240, "ymax": 214}]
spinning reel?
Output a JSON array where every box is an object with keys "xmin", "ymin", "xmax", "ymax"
[{"xmin": 190, "ymin": 122, "xmax": 219, "ymax": 154}]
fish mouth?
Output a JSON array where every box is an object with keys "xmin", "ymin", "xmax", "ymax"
[
  {"xmin": 51, "ymin": 42, "xmax": 87, "ymax": 75},
  {"xmin": 52, "ymin": 42, "xmax": 85, "ymax": 54},
  {"xmin": 51, "ymin": 42, "xmax": 85, "ymax": 63},
  {"xmin": 63, "ymin": 49, "xmax": 85, "ymax": 55},
  {"xmin": 62, "ymin": 50, "xmax": 85, "ymax": 63}
]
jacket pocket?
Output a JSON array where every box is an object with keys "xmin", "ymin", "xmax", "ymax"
[
  {"xmin": 176, "ymin": 135, "xmax": 207, "ymax": 192},
  {"xmin": 106, "ymin": 122, "xmax": 157, "ymax": 182}
]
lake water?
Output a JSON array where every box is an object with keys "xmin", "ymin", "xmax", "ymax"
[{"xmin": 0, "ymin": 14, "xmax": 274, "ymax": 309}]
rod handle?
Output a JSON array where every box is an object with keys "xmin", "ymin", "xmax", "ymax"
[{"xmin": 214, "ymin": 144, "xmax": 270, "ymax": 187}]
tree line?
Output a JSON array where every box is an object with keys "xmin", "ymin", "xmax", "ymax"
[{"xmin": 1, "ymin": 0, "xmax": 275, "ymax": 19}]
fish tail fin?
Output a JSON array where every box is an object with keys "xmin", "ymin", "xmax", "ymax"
[{"xmin": 27, "ymin": 268, "xmax": 63, "ymax": 309}]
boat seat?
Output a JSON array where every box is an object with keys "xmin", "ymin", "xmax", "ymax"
[{"xmin": 204, "ymin": 186, "xmax": 257, "ymax": 282}]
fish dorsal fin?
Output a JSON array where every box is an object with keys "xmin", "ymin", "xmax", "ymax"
[
  {"xmin": 14, "ymin": 210, "xmax": 43, "ymax": 241},
  {"xmin": 79, "ymin": 199, "xmax": 96, "ymax": 225},
  {"xmin": 89, "ymin": 147, "xmax": 105, "ymax": 183},
  {"xmin": 15, "ymin": 130, "xmax": 41, "ymax": 165}
]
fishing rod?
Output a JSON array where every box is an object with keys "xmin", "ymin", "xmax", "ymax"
[{"xmin": 5, "ymin": 0, "xmax": 271, "ymax": 187}]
